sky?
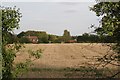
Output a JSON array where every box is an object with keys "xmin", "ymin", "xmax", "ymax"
[{"xmin": 2, "ymin": 1, "xmax": 100, "ymax": 36}]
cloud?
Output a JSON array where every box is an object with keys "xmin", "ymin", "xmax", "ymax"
[
  {"xmin": 64, "ymin": 9, "xmax": 77, "ymax": 13},
  {"xmin": 57, "ymin": 2, "xmax": 80, "ymax": 5}
]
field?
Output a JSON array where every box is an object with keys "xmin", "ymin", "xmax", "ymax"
[{"xmin": 14, "ymin": 43, "xmax": 119, "ymax": 78}]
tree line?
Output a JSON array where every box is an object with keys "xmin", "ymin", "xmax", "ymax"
[
  {"xmin": 17, "ymin": 30, "xmax": 72, "ymax": 43},
  {"xmin": 8, "ymin": 30, "xmax": 115, "ymax": 44},
  {"xmin": 77, "ymin": 33, "xmax": 115, "ymax": 43}
]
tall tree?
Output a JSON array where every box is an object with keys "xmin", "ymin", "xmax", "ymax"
[
  {"xmin": 62, "ymin": 30, "xmax": 71, "ymax": 42},
  {"xmin": 1, "ymin": 6, "xmax": 42, "ymax": 79},
  {"xmin": 2, "ymin": 6, "xmax": 22, "ymax": 79},
  {"xmin": 0, "ymin": 5, "xmax": 2, "ymax": 79},
  {"xmin": 90, "ymin": 1, "xmax": 120, "ymax": 78}
]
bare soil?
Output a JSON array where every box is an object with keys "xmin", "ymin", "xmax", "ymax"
[{"xmin": 14, "ymin": 43, "xmax": 119, "ymax": 78}]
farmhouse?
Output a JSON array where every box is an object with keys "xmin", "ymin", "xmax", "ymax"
[
  {"xmin": 68, "ymin": 39, "xmax": 77, "ymax": 43},
  {"xmin": 26, "ymin": 35, "xmax": 38, "ymax": 43}
]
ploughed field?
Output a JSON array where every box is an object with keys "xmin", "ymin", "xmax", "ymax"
[{"xmin": 14, "ymin": 43, "xmax": 119, "ymax": 78}]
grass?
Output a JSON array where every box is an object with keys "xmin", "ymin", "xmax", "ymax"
[
  {"xmin": 0, "ymin": 64, "xmax": 2, "ymax": 79},
  {"xmin": 27, "ymin": 66, "xmax": 119, "ymax": 78}
]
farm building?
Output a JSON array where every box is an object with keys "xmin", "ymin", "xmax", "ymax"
[
  {"xmin": 26, "ymin": 35, "xmax": 38, "ymax": 43},
  {"xmin": 68, "ymin": 39, "xmax": 77, "ymax": 43}
]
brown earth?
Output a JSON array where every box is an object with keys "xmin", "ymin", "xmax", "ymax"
[{"xmin": 14, "ymin": 43, "xmax": 119, "ymax": 78}]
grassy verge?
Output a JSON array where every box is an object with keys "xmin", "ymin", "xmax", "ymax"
[{"xmin": 24, "ymin": 66, "xmax": 119, "ymax": 78}]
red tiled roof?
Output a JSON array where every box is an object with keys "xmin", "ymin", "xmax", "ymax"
[
  {"xmin": 26, "ymin": 36, "xmax": 38, "ymax": 39},
  {"xmin": 25, "ymin": 36, "xmax": 38, "ymax": 43}
]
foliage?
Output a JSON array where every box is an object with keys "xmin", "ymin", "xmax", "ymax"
[
  {"xmin": 77, "ymin": 33, "xmax": 114, "ymax": 43},
  {"xmin": 1, "ymin": 6, "xmax": 42, "ymax": 79},
  {"xmin": 62, "ymin": 30, "xmax": 71, "ymax": 43},
  {"xmin": 17, "ymin": 30, "xmax": 116, "ymax": 43},
  {"xmin": 17, "ymin": 30, "xmax": 72, "ymax": 43},
  {"xmin": 5, "ymin": 32, "xmax": 19, "ymax": 44},
  {"xmin": 2, "ymin": 6, "xmax": 22, "ymax": 79},
  {"xmin": 90, "ymin": 1, "xmax": 120, "ymax": 57},
  {"xmin": 13, "ymin": 49, "xmax": 42, "ymax": 77},
  {"xmin": 19, "ymin": 37, "xmax": 30, "ymax": 43},
  {"xmin": 54, "ymin": 36, "xmax": 63, "ymax": 43},
  {"xmin": 17, "ymin": 31, "xmax": 49, "ymax": 43},
  {"xmin": 90, "ymin": 1, "xmax": 120, "ymax": 78},
  {"xmin": 28, "ymin": 49, "xmax": 42, "ymax": 59},
  {"xmin": 48, "ymin": 34, "xmax": 57, "ymax": 43},
  {"xmin": 17, "ymin": 31, "xmax": 25, "ymax": 38}
]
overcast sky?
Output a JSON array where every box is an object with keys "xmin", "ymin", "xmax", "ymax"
[{"xmin": 2, "ymin": 2, "xmax": 100, "ymax": 36}]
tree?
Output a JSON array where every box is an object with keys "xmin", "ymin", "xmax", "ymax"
[
  {"xmin": 62, "ymin": 30, "xmax": 71, "ymax": 42},
  {"xmin": 90, "ymin": 1, "xmax": 120, "ymax": 78},
  {"xmin": 48, "ymin": 35, "xmax": 57, "ymax": 43},
  {"xmin": 19, "ymin": 37, "xmax": 30, "ymax": 43},
  {"xmin": 2, "ymin": 6, "xmax": 22, "ymax": 79},
  {"xmin": 0, "ymin": 6, "xmax": 2, "ymax": 79},
  {"xmin": 1, "ymin": 6, "xmax": 42, "ymax": 79},
  {"xmin": 17, "ymin": 31, "xmax": 25, "ymax": 38},
  {"xmin": 77, "ymin": 33, "xmax": 100, "ymax": 43},
  {"xmin": 40, "ymin": 33, "xmax": 49, "ymax": 43},
  {"xmin": 17, "ymin": 31, "xmax": 49, "ymax": 43}
]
